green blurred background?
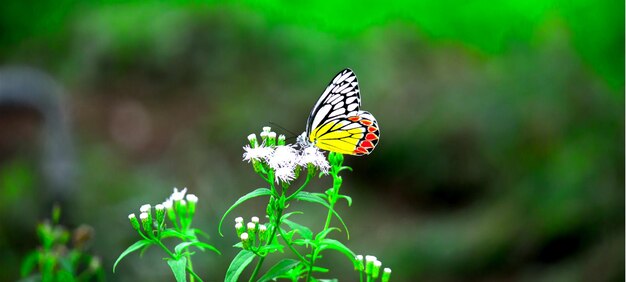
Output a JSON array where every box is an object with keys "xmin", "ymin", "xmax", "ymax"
[{"xmin": 0, "ymin": 1, "xmax": 623, "ymax": 281}]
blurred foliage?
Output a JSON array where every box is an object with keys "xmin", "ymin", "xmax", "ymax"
[
  {"xmin": 19, "ymin": 206, "xmax": 104, "ymax": 282},
  {"xmin": 0, "ymin": 1, "xmax": 623, "ymax": 281}
]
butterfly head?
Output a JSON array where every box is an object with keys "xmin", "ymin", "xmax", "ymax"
[{"xmin": 296, "ymin": 132, "xmax": 312, "ymax": 148}]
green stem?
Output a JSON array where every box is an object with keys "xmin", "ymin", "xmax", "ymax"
[
  {"xmin": 305, "ymin": 249, "xmax": 318, "ymax": 282},
  {"xmin": 278, "ymin": 227, "xmax": 310, "ymax": 265},
  {"xmin": 187, "ymin": 252, "xmax": 195, "ymax": 282},
  {"xmin": 249, "ymin": 193, "xmax": 284, "ymax": 282},
  {"xmin": 286, "ymin": 169, "xmax": 314, "ymax": 201},
  {"xmin": 323, "ymin": 171, "xmax": 341, "ymax": 230},
  {"xmin": 307, "ymin": 160, "xmax": 344, "ymax": 281},
  {"xmin": 249, "ymin": 256, "xmax": 266, "ymax": 282}
]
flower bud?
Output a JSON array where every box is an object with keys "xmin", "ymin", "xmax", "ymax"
[
  {"xmin": 248, "ymin": 134, "xmax": 258, "ymax": 148},
  {"xmin": 258, "ymin": 224, "xmax": 267, "ymax": 242},
  {"xmin": 260, "ymin": 131, "xmax": 269, "ymax": 144},
  {"xmin": 140, "ymin": 212, "xmax": 152, "ymax": 233},
  {"xmin": 329, "ymin": 152, "xmax": 344, "ymax": 167},
  {"xmin": 247, "ymin": 222, "xmax": 256, "ymax": 234},
  {"xmin": 251, "ymin": 216, "xmax": 259, "ymax": 224},
  {"xmin": 240, "ymin": 232, "xmax": 250, "ymax": 250},
  {"xmin": 163, "ymin": 200, "xmax": 176, "ymax": 222},
  {"xmin": 355, "ymin": 255, "xmax": 364, "ymax": 271},
  {"xmin": 381, "ymin": 268, "xmax": 391, "ymax": 282},
  {"xmin": 262, "ymin": 126, "xmax": 271, "ymax": 134},
  {"xmin": 235, "ymin": 222, "xmax": 245, "ymax": 237},
  {"xmin": 365, "ymin": 255, "xmax": 377, "ymax": 275},
  {"xmin": 277, "ymin": 134, "xmax": 286, "ymax": 145},
  {"xmin": 89, "ymin": 257, "xmax": 101, "ymax": 271},
  {"xmin": 128, "ymin": 213, "xmax": 140, "ymax": 231},
  {"xmin": 372, "ymin": 260, "xmax": 382, "ymax": 279},
  {"xmin": 235, "ymin": 217, "xmax": 244, "ymax": 224},
  {"xmin": 177, "ymin": 199, "xmax": 188, "ymax": 219},
  {"xmin": 155, "ymin": 204, "xmax": 165, "ymax": 226},
  {"xmin": 140, "ymin": 204, "xmax": 151, "ymax": 213},
  {"xmin": 186, "ymin": 194, "xmax": 198, "ymax": 217},
  {"xmin": 267, "ymin": 132, "xmax": 277, "ymax": 146}
]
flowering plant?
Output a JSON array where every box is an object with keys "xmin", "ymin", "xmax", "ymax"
[
  {"xmin": 221, "ymin": 126, "xmax": 391, "ymax": 282},
  {"xmin": 21, "ymin": 205, "xmax": 104, "ymax": 281},
  {"xmin": 113, "ymin": 188, "xmax": 220, "ymax": 282},
  {"xmin": 112, "ymin": 126, "xmax": 392, "ymax": 281}
]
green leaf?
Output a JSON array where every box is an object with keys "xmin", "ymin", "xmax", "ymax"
[
  {"xmin": 218, "ymin": 188, "xmax": 272, "ymax": 236},
  {"xmin": 283, "ymin": 219, "xmax": 313, "ymax": 240},
  {"xmin": 292, "ymin": 238, "xmax": 314, "ymax": 248},
  {"xmin": 193, "ymin": 228, "xmax": 211, "ymax": 240},
  {"xmin": 161, "ymin": 229, "xmax": 193, "ymax": 240},
  {"xmin": 315, "ymin": 228, "xmax": 340, "ymax": 241},
  {"xmin": 280, "ymin": 211, "xmax": 303, "ymax": 221},
  {"xmin": 224, "ymin": 250, "xmax": 256, "ymax": 282},
  {"xmin": 174, "ymin": 241, "xmax": 195, "ymax": 255},
  {"xmin": 257, "ymin": 259, "xmax": 300, "ymax": 282},
  {"xmin": 20, "ymin": 251, "xmax": 39, "ymax": 277},
  {"xmin": 175, "ymin": 241, "xmax": 221, "ymax": 255},
  {"xmin": 318, "ymin": 238, "xmax": 356, "ymax": 264},
  {"xmin": 113, "ymin": 240, "xmax": 152, "ymax": 272},
  {"xmin": 167, "ymin": 256, "xmax": 188, "ymax": 282},
  {"xmin": 339, "ymin": 166, "xmax": 353, "ymax": 172},
  {"xmin": 338, "ymin": 195, "xmax": 352, "ymax": 206},
  {"xmin": 294, "ymin": 192, "xmax": 350, "ymax": 238},
  {"xmin": 313, "ymin": 266, "xmax": 330, "ymax": 273},
  {"xmin": 257, "ymin": 242, "xmax": 284, "ymax": 254},
  {"xmin": 191, "ymin": 241, "xmax": 221, "ymax": 255},
  {"xmin": 57, "ymin": 270, "xmax": 75, "ymax": 282}
]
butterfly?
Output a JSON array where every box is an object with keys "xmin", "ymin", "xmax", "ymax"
[{"xmin": 298, "ymin": 68, "xmax": 380, "ymax": 156}]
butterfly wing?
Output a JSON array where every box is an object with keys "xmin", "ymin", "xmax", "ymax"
[
  {"xmin": 305, "ymin": 68, "xmax": 361, "ymax": 139},
  {"xmin": 310, "ymin": 111, "xmax": 380, "ymax": 156}
]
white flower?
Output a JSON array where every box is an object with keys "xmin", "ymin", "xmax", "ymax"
[
  {"xmin": 251, "ymin": 216, "xmax": 259, "ymax": 223},
  {"xmin": 139, "ymin": 212, "xmax": 149, "ymax": 221},
  {"xmin": 268, "ymin": 145, "xmax": 298, "ymax": 169},
  {"xmin": 235, "ymin": 217, "xmax": 244, "ymax": 223},
  {"xmin": 275, "ymin": 166, "xmax": 296, "ymax": 183},
  {"xmin": 155, "ymin": 204, "xmax": 164, "ymax": 211},
  {"xmin": 128, "ymin": 213, "xmax": 136, "ymax": 220},
  {"xmin": 140, "ymin": 204, "xmax": 151, "ymax": 213},
  {"xmin": 384, "ymin": 268, "xmax": 391, "ymax": 274},
  {"xmin": 186, "ymin": 194, "xmax": 198, "ymax": 203},
  {"xmin": 365, "ymin": 255, "xmax": 377, "ymax": 263},
  {"xmin": 240, "ymin": 232, "xmax": 249, "ymax": 241},
  {"xmin": 298, "ymin": 145, "xmax": 330, "ymax": 173},
  {"xmin": 267, "ymin": 145, "xmax": 299, "ymax": 183},
  {"xmin": 162, "ymin": 199, "xmax": 173, "ymax": 210},
  {"xmin": 170, "ymin": 187, "xmax": 187, "ymax": 201},
  {"xmin": 242, "ymin": 144, "xmax": 273, "ymax": 162}
]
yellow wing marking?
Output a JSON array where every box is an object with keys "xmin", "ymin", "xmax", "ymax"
[{"xmin": 309, "ymin": 120, "xmax": 366, "ymax": 155}]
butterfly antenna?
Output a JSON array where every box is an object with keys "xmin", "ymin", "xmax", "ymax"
[{"xmin": 269, "ymin": 121, "xmax": 299, "ymax": 137}]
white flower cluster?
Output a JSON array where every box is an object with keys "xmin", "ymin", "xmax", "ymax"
[
  {"xmin": 243, "ymin": 127, "xmax": 330, "ymax": 183},
  {"xmin": 235, "ymin": 216, "xmax": 268, "ymax": 250},
  {"xmin": 355, "ymin": 255, "xmax": 391, "ymax": 281}
]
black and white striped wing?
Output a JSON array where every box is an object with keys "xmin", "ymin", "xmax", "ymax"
[{"xmin": 305, "ymin": 68, "xmax": 361, "ymax": 137}]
